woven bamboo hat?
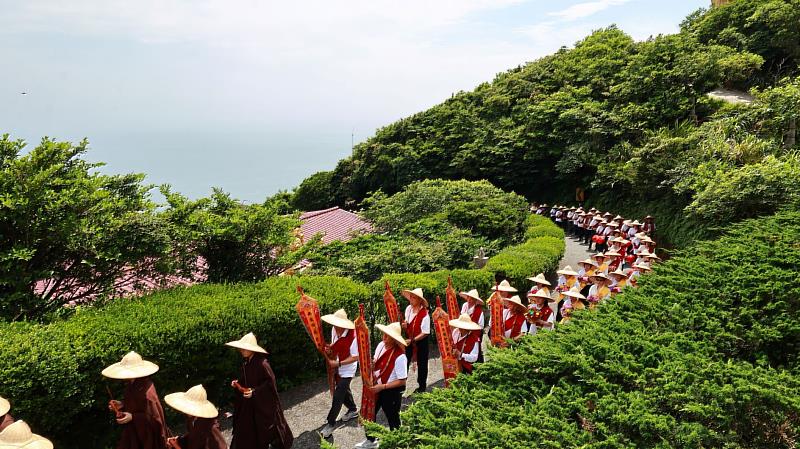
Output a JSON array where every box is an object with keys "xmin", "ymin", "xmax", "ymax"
[
  {"xmin": 634, "ymin": 263, "xmax": 652, "ymax": 271},
  {"xmin": 630, "ymin": 220, "xmax": 643, "ymax": 226},
  {"xmin": 101, "ymin": 352, "xmax": 159, "ymax": 380},
  {"xmin": 401, "ymin": 288, "xmax": 429, "ymax": 307},
  {"xmin": 375, "ymin": 322, "xmax": 407, "ymax": 347},
  {"xmin": 225, "ymin": 332, "xmax": 268, "ymax": 354},
  {"xmin": 458, "ymin": 289, "xmax": 484, "ymax": 305},
  {"xmin": 579, "ymin": 258, "xmax": 598, "ymax": 268},
  {"xmin": 609, "ymin": 268, "xmax": 628, "ymax": 279},
  {"xmin": 0, "ymin": 396, "xmax": 8, "ymax": 417},
  {"xmin": 527, "ymin": 289, "xmax": 551, "ymax": 301},
  {"xmin": 526, "ymin": 273, "xmax": 551, "ymax": 286},
  {"xmin": 0, "ymin": 421, "xmax": 53, "ymax": 449},
  {"xmin": 604, "ymin": 250, "xmax": 621, "ymax": 257},
  {"xmin": 503, "ymin": 295, "xmax": 526, "ymax": 311},
  {"xmin": 448, "ymin": 314, "xmax": 481, "ymax": 331},
  {"xmin": 165, "ymin": 385, "xmax": 219, "ymax": 419},
  {"xmin": 321, "ymin": 309, "xmax": 355, "ymax": 330},
  {"xmin": 557, "ymin": 266, "xmax": 578, "ymax": 276},
  {"xmin": 490, "ymin": 280, "xmax": 518, "ymax": 293},
  {"xmin": 590, "ymin": 272, "xmax": 610, "ymax": 282},
  {"xmin": 562, "ymin": 286, "xmax": 586, "ymax": 300}
]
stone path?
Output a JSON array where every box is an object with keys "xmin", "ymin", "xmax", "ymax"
[
  {"xmin": 220, "ymin": 230, "xmax": 590, "ymax": 449},
  {"xmin": 707, "ymin": 87, "xmax": 754, "ymax": 104}
]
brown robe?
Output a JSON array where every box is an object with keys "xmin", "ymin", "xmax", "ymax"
[
  {"xmin": 117, "ymin": 377, "xmax": 169, "ymax": 449},
  {"xmin": 0, "ymin": 413, "xmax": 13, "ymax": 432},
  {"xmin": 176, "ymin": 417, "xmax": 227, "ymax": 449},
  {"xmin": 231, "ymin": 354, "xmax": 293, "ymax": 449}
]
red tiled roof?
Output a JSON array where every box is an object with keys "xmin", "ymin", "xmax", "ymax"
[{"xmin": 300, "ymin": 207, "xmax": 373, "ymax": 245}]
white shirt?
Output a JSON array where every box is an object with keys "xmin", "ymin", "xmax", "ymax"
[
  {"xmin": 460, "ymin": 302, "xmax": 485, "ymax": 328},
  {"xmin": 330, "ymin": 328, "xmax": 359, "ymax": 378},
  {"xmin": 501, "ymin": 308, "xmax": 527, "ymax": 337},
  {"xmin": 372, "ymin": 341, "xmax": 408, "ymax": 384},
  {"xmin": 451, "ymin": 329, "xmax": 479, "ymax": 363},
  {"xmin": 405, "ymin": 305, "xmax": 430, "ymax": 335},
  {"xmin": 587, "ymin": 284, "xmax": 611, "ymax": 301},
  {"xmin": 527, "ymin": 304, "xmax": 556, "ymax": 335}
]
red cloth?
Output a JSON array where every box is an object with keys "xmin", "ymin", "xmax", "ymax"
[
  {"xmin": 232, "ymin": 354, "xmax": 293, "ymax": 449},
  {"xmin": 454, "ymin": 331, "xmax": 480, "ymax": 372},
  {"xmin": 469, "ymin": 305, "xmax": 483, "ymax": 326},
  {"xmin": 407, "ymin": 307, "xmax": 428, "ymax": 339},
  {"xmin": 330, "ymin": 330, "xmax": 356, "ymax": 362},
  {"xmin": 529, "ymin": 305, "xmax": 553, "ymax": 323},
  {"xmin": 504, "ymin": 312, "xmax": 526, "ymax": 338},
  {"xmin": 374, "ymin": 345, "xmax": 404, "ymax": 385},
  {"xmin": 176, "ymin": 417, "xmax": 226, "ymax": 449},
  {"xmin": 117, "ymin": 377, "xmax": 168, "ymax": 449},
  {"xmin": 0, "ymin": 413, "xmax": 13, "ymax": 432}
]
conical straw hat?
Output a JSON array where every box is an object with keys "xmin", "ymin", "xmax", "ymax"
[
  {"xmin": 321, "ymin": 309, "xmax": 355, "ymax": 330},
  {"xmin": 458, "ymin": 289, "xmax": 484, "ymax": 305},
  {"xmin": 0, "ymin": 396, "xmax": 8, "ymax": 417},
  {"xmin": 225, "ymin": 332, "xmax": 268, "ymax": 354},
  {"xmin": 562, "ymin": 286, "xmax": 586, "ymax": 300},
  {"xmin": 527, "ymin": 289, "xmax": 551, "ymax": 301},
  {"xmin": 0, "ymin": 421, "xmax": 53, "ymax": 449},
  {"xmin": 634, "ymin": 263, "xmax": 652, "ymax": 271},
  {"xmin": 579, "ymin": 258, "xmax": 598, "ymax": 268},
  {"xmin": 557, "ymin": 266, "xmax": 578, "ymax": 276},
  {"xmin": 375, "ymin": 322, "xmax": 407, "ymax": 347},
  {"xmin": 164, "ymin": 385, "xmax": 219, "ymax": 419},
  {"xmin": 401, "ymin": 288, "xmax": 429, "ymax": 307},
  {"xmin": 502, "ymin": 295, "xmax": 526, "ymax": 311},
  {"xmin": 448, "ymin": 314, "xmax": 481, "ymax": 331},
  {"xmin": 490, "ymin": 280, "xmax": 517, "ymax": 293},
  {"xmin": 526, "ymin": 273, "xmax": 551, "ymax": 286},
  {"xmin": 101, "ymin": 352, "xmax": 159, "ymax": 380},
  {"xmin": 609, "ymin": 268, "xmax": 628, "ymax": 279}
]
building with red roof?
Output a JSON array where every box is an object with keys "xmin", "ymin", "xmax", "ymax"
[{"xmin": 299, "ymin": 207, "xmax": 373, "ymax": 245}]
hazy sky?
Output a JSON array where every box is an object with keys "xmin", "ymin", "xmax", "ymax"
[{"xmin": 1, "ymin": 0, "xmax": 707, "ymax": 202}]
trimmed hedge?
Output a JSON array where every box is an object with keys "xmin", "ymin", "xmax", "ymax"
[
  {"xmin": 372, "ymin": 211, "xmax": 800, "ymax": 448},
  {"xmin": 0, "ymin": 214, "xmax": 566, "ymax": 448},
  {"xmin": 0, "ymin": 276, "xmax": 370, "ymax": 448}
]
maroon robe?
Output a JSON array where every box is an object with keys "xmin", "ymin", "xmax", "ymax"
[
  {"xmin": 176, "ymin": 417, "xmax": 227, "ymax": 449},
  {"xmin": 232, "ymin": 354, "xmax": 293, "ymax": 449},
  {"xmin": 117, "ymin": 377, "xmax": 169, "ymax": 449},
  {"xmin": 0, "ymin": 413, "xmax": 13, "ymax": 432}
]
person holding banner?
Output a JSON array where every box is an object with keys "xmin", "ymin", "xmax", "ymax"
[
  {"xmin": 449, "ymin": 314, "xmax": 481, "ymax": 375},
  {"xmin": 458, "ymin": 289, "xmax": 485, "ymax": 363},
  {"xmin": 401, "ymin": 288, "xmax": 430, "ymax": 394},
  {"xmin": 502, "ymin": 296, "xmax": 528, "ymax": 341},
  {"xmin": 355, "ymin": 323, "xmax": 408, "ymax": 449},
  {"xmin": 319, "ymin": 309, "xmax": 359, "ymax": 438}
]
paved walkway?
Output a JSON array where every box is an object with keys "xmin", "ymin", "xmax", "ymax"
[{"xmin": 220, "ymin": 231, "xmax": 589, "ymax": 449}]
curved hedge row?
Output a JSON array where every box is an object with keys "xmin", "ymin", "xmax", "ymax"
[
  {"xmin": 0, "ymin": 212, "xmax": 566, "ymax": 448},
  {"xmin": 371, "ymin": 211, "xmax": 800, "ymax": 448}
]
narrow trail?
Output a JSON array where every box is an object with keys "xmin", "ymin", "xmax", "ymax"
[{"xmin": 220, "ymin": 233, "xmax": 588, "ymax": 449}]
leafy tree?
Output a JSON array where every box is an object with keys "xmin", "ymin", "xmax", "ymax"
[
  {"xmin": 0, "ymin": 136, "xmax": 173, "ymax": 321},
  {"xmin": 290, "ymin": 170, "xmax": 335, "ymax": 211},
  {"xmin": 160, "ymin": 187, "xmax": 302, "ymax": 283}
]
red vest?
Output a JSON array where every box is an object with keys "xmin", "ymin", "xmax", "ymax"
[
  {"xmin": 407, "ymin": 307, "xmax": 428, "ymax": 339},
  {"xmin": 455, "ymin": 331, "xmax": 480, "ymax": 372},
  {"xmin": 528, "ymin": 305, "xmax": 552, "ymax": 323},
  {"xmin": 469, "ymin": 305, "xmax": 484, "ymax": 326},
  {"xmin": 374, "ymin": 345, "xmax": 404, "ymax": 385},
  {"xmin": 330, "ymin": 330, "xmax": 355, "ymax": 362},
  {"xmin": 504, "ymin": 312, "xmax": 526, "ymax": 338}
]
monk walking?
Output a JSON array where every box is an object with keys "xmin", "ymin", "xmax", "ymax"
[
  {"xmin": 101, "ymin": 352, "xmax": 168, "ymax": 449},
  {"xmin": 226, "ymin": 333, "xmax": 293, "ymax": 449},
  {"xmin": 164, "ymin": 385, "xmax": 227, "ymax": 449}
]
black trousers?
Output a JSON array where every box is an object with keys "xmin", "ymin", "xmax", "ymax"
[
  {"xmin": 406, "ymin": 336, "xmax": 429, "ymax": 391},
  {"xmin": 326, "ymin": 376, "xmax": 356, "ymax": 425},
  {"xmin": 367, "ymin": 386, "xmax": 404, "ymax": 441}
]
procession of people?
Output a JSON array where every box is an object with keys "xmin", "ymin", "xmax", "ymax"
[{"xmin": 0, "ymin": 205, "xmax": 658, "ymax": 449}]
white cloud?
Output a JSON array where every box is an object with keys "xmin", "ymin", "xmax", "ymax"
[{"xmin": 548, "ymin": 0, "xmax": 632, "ymax": 21}]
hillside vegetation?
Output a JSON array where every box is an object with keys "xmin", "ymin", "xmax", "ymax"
[{"xmin": 293, "ymin": 0, "xmax": 800, "ymax": 247}]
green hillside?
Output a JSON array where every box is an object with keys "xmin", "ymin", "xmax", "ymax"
[{"xmin": 293, "ymin": 0, "xmax": 800, "ymax": 247}]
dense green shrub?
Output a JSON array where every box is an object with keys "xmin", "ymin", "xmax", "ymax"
[
  {"xmin": 0, "ymin": 276, "xmax": 370, "ymax": 448},
  {"xmin": 484, "ymin": 236, "xmax": 565, "ymax": 291},
  {"xmin": 524, "ymin": 214, "xmax": 567, "ymax": 240},
  {"xmin": 372, "ymin": 211, "xmax": 800, "ymax": 448}
]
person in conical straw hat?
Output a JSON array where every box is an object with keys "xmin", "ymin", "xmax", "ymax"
[
  {"xmin": 0, "ymin": 396, "xmax": 13, "ymax": 432},
  {"xmin": 226, "ymin": 333, "xmax": 293, "ymax": 449},
  {"xmin": 587, "ymin": 273, "xmax": 612, "ymax": 308},
  {"xmin": 591, "ymin": 252, "xmax": 610, "ymax": 274},
  {"xmin": 356, "ymin": 323, "xmax": 408, "ymax": 449},
  {"xmin": 559, "ymin": 286, "xmax": 586, "ymax": 324},
  {"xmin": 0, "ymin": 420, "xmax": 53, "ymax": 449},
  {"xmin": 577, "ymin": 258, "xmax": 598, "ymax": 290},
  {"xmin": 449, "ymin": 314, "xmax": 482, "ymax": 375},
  {"xmin": 608, "ymin": 268, "xmax": 630, "ymax": 293},
  {"xmin": 101, "ymin": 351, "xmax": 168, "ymax": 449},
  {"xmin": 164, "ymin": 385, "xmax": 226, "ymax": 449},
  {"xmin": 458, "ymin": 289, "xmax": 485, "ymax": 363},
  {"xmin": 400, "ymin": 288, "xmax": 430, "ymax": 394},
  {"xmin": 490, "ymin": 280, "xmax": 517, "ymax": 300},
  {"xmin": 500, "ymin": 295, "xmax": 528, "ymax": 340},
  {"xmin": 319, "ymin": 310, "xmax": 359, "ymax": 438},
  {"xmin": 555, "ymin": 266, "xmax": 579, "ymax": 304},
  {"xmin": 526, "ymin": 273, "xmax": 551, "ymax": 297},
  {"xmin": 526, "ymin": 290, "xmax": 554, "ymax": 334}
]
